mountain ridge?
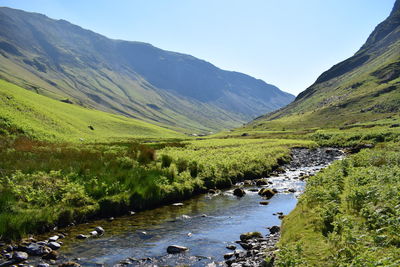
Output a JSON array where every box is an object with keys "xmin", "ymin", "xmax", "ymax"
[
  {"xmin": 0, "ymin": 7, "xmax": 294, "ymax": 133},
  {"xmin": 248, "ymin": 0, "xmax": 400, "ymax": 130}
]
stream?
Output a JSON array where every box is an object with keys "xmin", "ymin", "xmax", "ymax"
[{"xmin": 7, "ymin": 148, "xmax": 344, "ymax": 267}]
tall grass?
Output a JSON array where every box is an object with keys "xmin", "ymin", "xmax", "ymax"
[
  {"xmin": 0, "ymin": 136, "xmax": 314, "ymax": 240},
  {"xmin": 277, "ymin": 142, "xmax": 400, "ymax": 266}
]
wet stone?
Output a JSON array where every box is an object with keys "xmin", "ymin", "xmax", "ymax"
[
  {"xmin": 167, "ymin": 245, "xmax": 188, "ymax": 254},
  {"xmin": 12, "ymin": 251, "xmax": 28, "ymax": 262}
]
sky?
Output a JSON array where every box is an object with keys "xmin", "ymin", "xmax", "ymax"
[{"xmin": 0, "ymin": 0, "xmax": 396, "ymax": 96}]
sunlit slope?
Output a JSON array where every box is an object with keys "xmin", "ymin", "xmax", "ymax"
[
  {"xmin": 245, "ymin": 1, "xmax": 400, "ymax": 130},
  {"xmin": 0, "ymin": 7, "xmax": 294, "ymax": 133},
  {"xmin": 0, "ymin": 79, "xmax": 183, "ymax": 141}
]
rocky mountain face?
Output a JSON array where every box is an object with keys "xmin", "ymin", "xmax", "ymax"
[
  {"xmin": 251, "ymin": 0, "xmax": 399, "ymax": 129},
  {"xmin": 0, "ymin": 7, "xmax": 294, "ymax": 133}
]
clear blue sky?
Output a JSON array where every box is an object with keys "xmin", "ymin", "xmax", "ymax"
[{"xmin": 0, "ymin": 0, "xmax": 395, "ymax": 95}]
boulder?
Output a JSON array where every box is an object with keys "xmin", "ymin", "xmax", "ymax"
[
  {"xmin": 26, "ymin": 243, "xmax": 51, "ymax": 256},
  {"xmin": 167, "ymin": 245, "xmax": 189, "ymax": 254},
  {"xmin": 94, "ymin": 226, "xmax": 105, "ymax": 234},
  {"xmin": 255, "ymin": 179, "xmax": 269, "ymax": 186},
  {"xmin": 42, "ymin": 250, "xmax": 59, "ymax": 260},
  {"xmin": 90, "ymin": 231, "xmax": 98, "ymax": 236},
  {"xmin": 233, "ymin": 188, "xmax": 246, "ymax": 197},
  {"xmin": 48, "ymin": 235, "xmax": 59, "ymax": 242},
  {"xmin": 47, "ymin": 242, "xmax": 61, "ymax": 250},
  {"xmin": 12, "ymin": 251, "xmax": 28, "ymax": 262},
  {"xmin": 288, "ymin": 188, "xmax": 296, "ymax": 193},
  {"xmin": 243, "ymin": 180, "xmax": 253, "ymax": 186},
  {"xmin": 269, "ymin": 225, "xmax": 280, "ymax": 234},
  {"xmin": 258, "ymin": 188, "xmax": 276, "ymax": 199},
  {"xmin": 224, "ymin": 253, "xmax": 234, "ymax": 259},
  {"xmin": 58, "ymin": 262, "xmax": 81, "ymax": 267},
  {"xmin": 226, "ymin": 244, "xmax": 236, "ymax": 250},
  {"xmin": 76, "ymin": 234, "xmax": 87, "ymax": 239},
  {"xmin": 239, "ymin": 232, "xmax": 263, "ymax": 242}
]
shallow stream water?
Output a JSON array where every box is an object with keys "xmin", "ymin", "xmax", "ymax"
[{"xmin": 31, "ymin": 149, "xmax": 343, "ymax": 266}]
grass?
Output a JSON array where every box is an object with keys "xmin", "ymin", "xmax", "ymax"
[
  {"xmin": 0, "ymin": 136, "xmax": 314, "ymax": 240},
  {"xmin": 0, "ymin": 79, "xmax": 184, "ymax": 141},
  {"xmin": 276, "ymin": 142, "xmax": 400, "ymax": 266}
]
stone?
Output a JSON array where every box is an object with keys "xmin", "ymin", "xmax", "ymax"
[
  {"xmin": 37, "ymin": 263, "xmax": 50, "ymax": 267},
  {"xmin": 239, "ymin": 242, "xmax": 253, "ymax": 249},
  {"xmin": 129, "ymin": 211, "xmax": 136, "ymax": 215},
  {"xmin": 255, "ymin": 179, "xmax": 269, "ymax": 186},
  {"xmin": 26, "ymin": 243, "xmax": 51, "ymax": 256},
  {"xmin": 234, "ymin": 249, "xmax": 246, "ymax": 258},
  {"xmin": 12, "ymin": 251, "xmax": 28, "ymax": 262},
  {"xmin": 42, "ymin": 250, "xmax": 59, "ymax": 260},
  {"xmin": 233, "ymin": 188, "xmax": 246, "ymax": 197},
  {"xmin": 224, "ymin": 253, "xmax": 234, "ymax": 259},
  {"xmin": 94, "ymin": 226, "xmax": 105, "ymax": 234},
  {"xmin": 172, "ymin": 203, "xmax": 184, "ymax": 206},
  {"xmin": 48, "ymin": 235, "xmax": 59, "ymax": 242},
  {"xmin": 226, "ymin": 244, "xmax": 236, "ymax": 250},
  {"xmin": 58, "ymin": 262, "xmax": 81, "ymax": 267},
  {"xmin": 76, "ymin": 234, "xmax": 87, "ymax": 239},
  {"xmin": 258, "ymin": 188, "xmax": 276, "ymax": 199},
  {"xmin": 269, "ymin": 225, "xmax": 280, "ymax": 234},
  {"xmin": 166, "ymin": 245, "xmax": 189, "ymax": 254},
  {"xmin": 288, "ymin": 188, "xmax": 296, "ymax": 193},
  {"xmin": 108, "ymin": 217, "xmax": 114, "ymax": 222},
  {"xmin": 243, "ymin": 180, "xmax": 253, "ymax": 186},
  {"xmin": 90, "ymin": 231, "xmax": 98, "ymax": 236},
  {"xmin": 47, "ymin": 242, "xmax": 61, "ymax": 250},
  {"xmin": 240, "ymin": 232, "xmax": 263, "ymax": 242},
  {"xmin": 260, "ymin": 201, "xmax": 269, "ymax": 205}
]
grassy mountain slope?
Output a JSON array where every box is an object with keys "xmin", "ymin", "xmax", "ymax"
[
  {"xmin": 245, "ymin": 1, "xmax": 400, "ymax": 131},
  {"xmin": 0, "ymin": 79, "xmax": 183, "ymax": 141},
  {"xmin": 0, "ymin": 7, "xmax": 294, "ymax": 133}
]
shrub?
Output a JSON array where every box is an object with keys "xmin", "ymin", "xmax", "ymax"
[{"xmin": 161, "ymin": 154, "xmax": 173, "ymax": 168}]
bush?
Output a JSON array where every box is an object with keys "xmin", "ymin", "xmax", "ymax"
[{"xmin": 161, "ymin": 154, "xmax": 173, "ymax": 168}]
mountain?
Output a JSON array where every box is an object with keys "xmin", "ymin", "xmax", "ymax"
[
  {"xmin": 0, "ymin": 79, "xmax": 183, "ymax": 141},
  {"xmin": 0, "ymin": 7, "xmax": 294, "ymax": 134},
  {"xmin": 248, "ymin": 0, "xmax": 400, "ymax": 130}
]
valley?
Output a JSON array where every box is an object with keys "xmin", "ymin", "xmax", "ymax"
[{"xmin": 0, "ymin": 1, "xmax": 399, "ymax": 267}]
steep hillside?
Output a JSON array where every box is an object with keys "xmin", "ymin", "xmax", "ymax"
[
  {"xmin": 0, "ymin": 7, "xmax": 294, "ymax": 133},
  {"xmin": 0, "ymin": 79, "xmax": 183, "ymax": 141},
  {"xmin": 247, "ymin": 0, "xmax": 400, "ymax": 130}
]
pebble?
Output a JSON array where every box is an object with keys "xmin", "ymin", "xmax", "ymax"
[{"xmin": 76, "ymin": 234, "xmax": 87, "ymax": 239}]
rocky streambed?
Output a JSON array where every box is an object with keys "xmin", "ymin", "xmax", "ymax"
[{"xmin": 0, "ymin": 148, "xmax": 343, "ymax": 267}]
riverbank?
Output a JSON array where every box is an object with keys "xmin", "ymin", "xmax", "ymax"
[
  {"xmin": 222, "ymin": 147, "xmax": 344, "ymax": 267},
  {"xmin": 0, "ymin": 137, "xmax": 315, "ymax": 241},
  {"xmin": 0, "ymin": 147, "xmax": 342, "ymax": 267},
  {"xmin": 275, "ymin": 142, "xmax": 400, "ymax": 266}
]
